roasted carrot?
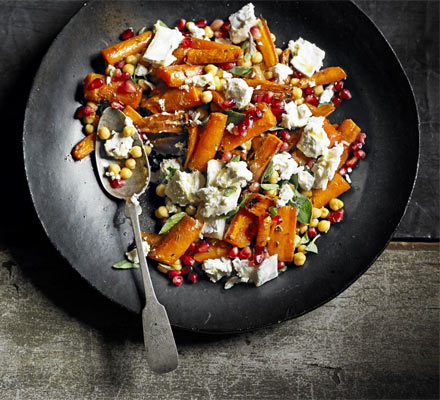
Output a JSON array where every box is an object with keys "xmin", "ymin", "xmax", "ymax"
[
  {"xmin": 251, "ymin": 135, "xmax": 265, "ymax": 152},
  {"xmin": 156, "ymin": 64, "xmax": 205, "ymax": 87},
  {"xmin": 267, "ymin": 206, "xmax": 297, "ymax": 262},
  {"xmin": 224, "ymin": 208, "xmax": 255, "ymax": 248},
  {"xmin": 337, "ymin": 119, "xmax": 361, "ymax": 167},
  {"xmin": 280, "ymin": 48, "xmax": 291, "ymax": 65},
  {"xmin": 123, "ymin": 105, "xmax": 144, "ymax": 126},
  {"xmin": 101, "ymin": 31, "xmax": 153, "ymax": 64},
  {"xmin": 188, "ymin": 112, "xmax": 227, "ymax": 171},
  {"xmin": 149, "ymin": 216, "xmax": 203, "ymax": 265},
  {"xmin": 137, "ymin": 112, "xmax": 187, "ymax": 134},
  {"xmin": 190, "ymin": 38, "xmax": 242, "ymax": 51},
  {"xmin": 141, "ymin": 232, "xmax": 163, "ymax": 248},
  {"xmin": 298, "ymin": 67, "xmax": 347, "ymax": 89},
  {"xmin": 284, "ymin": 130, "xmax": 302, "ymax": 152},
  {"xmin": 323, "ymin": 118, "xmax": 342, "ymax": 147},
  {"xmin": 193, "ymin": 240, "xmax": 229, "ymax": 262},
  {"xmin": 211, "ymin": 91, "xmax": 226, "ymax": 109},
  {"xmin": 184, "ymin": 124, "xmax": 201, "ymax": 169},
  {"xmin": 221, "ymin": 103, "xmax": 277, "ymax": 151},
  {"xmin": 244, "ymin": 79, "xmax": 290, "ymax": 93},
  {"xmin": 142, "ymin": 87, "xmax": 203, "ymax": 114},
  {"xmin": 244, "ymin": 194, "xmax": 275, "ymax": 217},
  {"xmin": 255, "ymin": 18, "xmax": 278, "ymax": 68},
  {"xmin": 311, "ymin": 173, "xmax": 351, "ymax": 208},
  {"xmin": 256, "ymin": 215, "xmax": 272, "ymax": 247},
  {"xmin": 292, "ymin": 148, "xmax": 313, "ymax": 166},
  {"xmin": 186, "ymin": 48, "xmax": 242, "ymax": 65},
  {"xmin": 307, "ymin": 103, "xmax": 336, "ymax": 118},
  {"xmin": 72, "ymin": 133, "xmax": 96, "ymax": 160},
  {"xmin": 248, "ymin": 134, "xmax": 283, "ymax": 181}
]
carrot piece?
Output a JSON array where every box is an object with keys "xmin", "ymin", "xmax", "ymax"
[
  {"xmin": 123, "ymin": 105, "xmax": 144, "ymax": 126},
  {"xmin": 221, "ymin": 103, "xmax": 277, "ymax": 151},
  {"xmin": 101, "ymin": 31, "xmax": 153, "ymax": 64},
  {"xmin": 255, "ymin": 18, "xmax": 278, "ymax": 68},
  {"xmin": 256, "ymin": 215, "xmax": 272, "ymax": 247},
  {"xmin": 193, "ymin": 240, "xmax": 229, "ymax": 262},
  {"xmin": 162, "ymin": 86, "xmax": 203, "ymax": 112},
  {"xmin": 267, "ymin": 206, "xmax": 297, "ymax": 262},
  {"xmin": 323, "ymin": 118, "xmax": 342, "ymax": 147},
  {"xmin": 149, "ymin": 216, "xmax": 203, "ymax": 265},
  {"xmin": 251, "ymin": 135, "xmax": 265, "ymax": 152},
  {"xmin": 141, "ymin": 232, "xmax": 163, "ymax": 248},
  {"xmin": 292, "ymin": 148, "xmax": 313, "ymax": 166},
  {"xmin": 72, "ymin": 134, "xmax": 95, "ymax": 160},
  {"xmin": 311, "ymin": 173, "xmax": 351, "ymax": 208},
  {"xmin": 141, "ymin": 95, "xmax": 162, "ymax": 114},
  {"xmin": 284, "ymin": 130, "xmax": 302, "ymax": 152},
  {"xmin": 244, "ymin": 79, "xmax": 290, "ymax": 93},
  {"xmin": 188, "ymin": 112, "xmax": 227, "ymax": 171},
  {"xmin": 137, "ymin": 112, "xmax": 187, "ymax": 134},
  {"xmin": 172, "ymin": 47, "xmax": 188, "ymax": 64},
  {"xmin": 224, "ymin": 209, "xmax": 255, "ymax": 248},
  {"xmin": 244, "ymin": 194, "xmax": 275, "ymax": 217},
  {"xmin": 184, "ymin": 124, "xmax": 201, "ymax": 169},
  {"xmin": 307, "ymin": 103, "xmax": 336, "ymax": 117},
  {"xmin": 211, "ymin": 91, "xmax": 226, "ymax": 109},
  {"xmin": 186, "ymin": 48, "xmax": 242, "ymax": 65},
  {"xmin": 248, "ymin": 134, "xmax": 283, "ymax": 181},
  {"xmin": 337, "ymin": 119, "xmax": 361, "ymax": 167},
  {"xmin": 251, "ymin": 65, "xmax": 266, "ymax": 81},
  {"xmin": 156, "ymin": 65, "xmax": 205, "ymax": 87},
  {"xmin": 280, "ymin": 48, "xmax": 291, "ymax": 65},
  {"xmin": 191, "ymin": 38, "xmax": 242, "ymax": 51},
  {"xmin": 298, "ymin": 67, "xmax": 347, "ymax": 89}
]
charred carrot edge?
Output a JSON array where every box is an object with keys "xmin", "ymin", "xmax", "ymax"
[
  {"xmin": 101, "ymin": 31, "xmax": 153, "ymax": 65},
  {"xmin": 137, "ymin": 112, "xmax": 186, "ymax": 134},
  {"xmin": 244, "ymin": 193, "xmax": 275, "ymax": 217},
  {"xmin": 256, "ymin": 215, "xmax": 272, "ymax": 247},
  {"xmin": 141, "ymin": 232, "xmax": 162, "ymax": 248},
  {"xmin": 307, "ymin": 103, "xmax": 336, "ymax": 118},
  {"xmin": 72, "ymin": 134, "xmax": 96, "ymax": 161},
  {"xmin": 337, "ymin": 119, "xmax": 361, "ymax": 168},
  {"xmin": 191, "ymin": 38, "xmax": 242, "ymax": 51},
  {"xmin": 193, "ymin": 240, "xmax": 229, "ymax": 262},
  {"xmin": 267, "ymin": 206, "xmax": 297, "ymax": 262},
  {"xmin": 248, "ymin": 134, "xmax": 283, "ymax": 181},
  {"xmin": 311, "ymin": 173, "xmax": 351, "ymax": 208},
  {"xmin": 211, "ymin": 91, "xmax": 226, "ymax": 109},
  {"xmin": 156, "ymin": 65, "xmax": 205, "ymax": 87},
  {"xmin": 186, "ymin": 48, "xmax": 243, "ymax": 65},
  {"xmin": 323, "ymin": 118, "xmax": 342, "ymax": 148},
  {"xmin": 123, "ymin": 105, "xmax": 144, "ymax": 126},
  {"xmin": 224, "ymin": 208, "xmax": 255, "ymax": 248},
  {"xmin": 298, "ymin": 67, "xmax": 347, "ymax": 89},
  {"xmin": 255, "ymin": 18, "xmax": 278, "ymax": 68},
  {"xmin": 244, "ymin": 79, "xmax": 290, "ymax": 93},
  {"xmin": 184, "ymin": 124, "xmax": 201, "ymax": 169}
]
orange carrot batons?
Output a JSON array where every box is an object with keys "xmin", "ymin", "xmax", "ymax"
[
  {"xmin": 267, "ymin": 206, "xmax": 297, "ymax": 262},
  {"xmin": 101, "ymin": 31, "xmax": 153, "ymax": 65},
  {"xmin": 311, "ymin": 173, "xmax": 351, "ymax": 208}
]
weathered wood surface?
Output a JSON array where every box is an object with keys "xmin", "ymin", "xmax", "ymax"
[{"xmin": 0, "ymin": 243, "xmax": 438, "ymax": 400}]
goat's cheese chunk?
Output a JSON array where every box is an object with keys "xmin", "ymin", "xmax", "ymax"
[
  {"xmin": 297, "ymin": 169, "xmax": 315, "ymax": 191},
  {"xmin": 312, "ymin": 142, "xmax": 344, "ymax": 190},
  {"xmin": 197, "ymin": 186, "xmax": 241, "ymax": 218},
  {"xmin": 232, "ymin": 258, "xmax": 255, "ymax": 282},
  {"xmin": 288, "ymin": 38, "xmax": 325, "ymax": 78},
  {"xmin": 225, "ymin": 78, "xmax": 254, "ymax": 109},
  {"xmin": 276, "ymin": 183, "xmax": 295, "ymax": 207},
  {"xmin": 201, "ymin": 217, "xmax": 227, "ymax": 240},
  {"xmin": 185, "ymin": 73, "xmax": 216, "ymax": 90},
  {"xmin": 202, "ymin": 257, "xmax": 232, "ymax": 282},
  {"xmin": 215, "ymin": 160, "xmax": 253, "ymax": 188},
  {"xmin": 159, "ymin": 158, "xmax": 181, "ymax": 178},
  {"xmin": 226, "ymin": 255, "xmax": 279, "ymax": 288},
  {"xmin": 255, "ymin": 255, "xmax": 278, "ymax": 287},
  {"xmin": 319, "ymin": 84, "xmax": 334, "ymax": 104},
  {"xmin": 135, "ymin": 64, "xmax": 149, "ymax": 77},
  {"xmin": 272, "ymin": 152, "xmax": 299, "ymax": 180},
  {"xmin": 165, "ymin": 170, "xmax": 205, "ymax": 206},
  {"xmin": 280, "ymin": 102, "xmax": 312, "ymax": 130},
  {"xmin": 143, "ymin": 23, "xmax": 183, "ymax": 67},
  {"xmin": 187, "ymin": 22, "xmax": 207, "ymax": 39},
  {"xmin": 272, "ymin": 63, "xmax": 293, "ymax": 83},
  {"xmin": 126, "ymin": 241, "xmax": 150, "ymax": 264},
  {"xmin": 228, "ymin": 3, "xmax": 257, "ymax": 44},
  {"xmin": 165, "ymin": 198, "xmax": 180, "ymax": 214},
  {"xmin": 297, "ymin": 116, "xmax": 330, "ymax": 158},
  {"xmin": 104, "ymin": 131, "xmax": 133, "ymax": 159}
]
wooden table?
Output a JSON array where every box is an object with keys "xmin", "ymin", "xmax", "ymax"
[{"xmin": 0, "ymin": 2, "xmax": 438, "ymax": 399}]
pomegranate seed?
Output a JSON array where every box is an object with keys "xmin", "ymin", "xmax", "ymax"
[
  {"xmin": 357, "ymin": 132, "xmax": 367, "ymax": 144},
  {"xmin": 195, "ymin": 19, "xmax": 207, "ymax": 28},
  {"xmin": 247, "ymin": 223, "xmax": 258, "ymax": 239},
  {"xmin": 222, "ymin": 21, "xmax": 231, "ymax": 31},
  {"xmin": 176, "ymin": 18, "xmax": 186, "ymax": 30},
  {"xmin": 268, "ymin": 77, "xmax": 277, "ymax": 82},
  {"xmin": 118, "ymin": 80, "xmax": 137, "ymax": 94},
  {"xmin": 215, "ymin": 29, "xmax": 228, "ymax": 39},
  {"xmin": 88, "ymin": 78, "xmax": 104, "ymax": 90},
  {"xmin": 172, "ymin": 275, "xmax": 184, "ymax": 286},
  {"xmin": 121, "ymin": 28, "xmax": 134, "ymax": 40},
  {"xmin": 182, "ymin": 255, "xmax": 195, "ymax": 266},
  {"xmin": 304, "ymin": 87, "xmax": 315, "ymax": 96},
  {"xmin": 110, "ymin": 179, "xmax": 124, "ymax": 188},
  {"xmin": 196, "ymin": 241, "xmax": 210, "ymax": 253},
  {"xmin": 115, "ymin": 60, "xmax": 126, "ymax": 70},
  {"xmin": 110, "ymin": 100, "xmax": 125, "ymax": 110},
  {"xmin": 354, "ymin": 149, "xmax": 366, "ymax": 160},
  {"xmin": 333, "ymin": 81, "xmax": 344, "ymax": 92},
  {"xmin": 345, "ymin": 156, "xmax": 358, "ymax": 169},
  {"xmin": 222, "ymin": 98, "xmax": 236, "ymax": 108},
  {"xmin": 351, "ymin": 142, "xmax": 363, "ymax": 151},
  {"xmin": 139, "ymin": 132, "xmax": 148, "ymax": 143},
  {"xmin": 307, "ymin": 159, "xmax": 316, "ymax": 170},
  {"xmin": 273, "ymin": 215, "xmax": 283, "ymax": 225},
  {"xmin": 329, "ymin": 209, "xmax": 345, "ymax": 224},
  {"xmin": 332, "ymin": 96, "xmax": 342, "ymax": 106},
  {"xmin": 181, "ymin": 267, "xmax": 192, "ymax": 274},
  {"xmin": 271, "ymin": 98, "xmax": 284, "ymax": 108},
  {"xmin": 218, "ymin": 62, "xmax": 236, "ymax": 70},
  {"xmin": 252, "ymin": 93, "xmax": 264, "ymax": 103},
  {"xmin": 183, "ymin": 32, "xmax": 191, "ymax": 37},
  {"xmin": 248, "ymin": 106, "xmax": 263, "ymax": 119},
  {"xmin": 279, "ymin": 141, "xmax": 289, "ymax": 152},
  {"xmin": 122, "ymin": 71, "xmax": 131, "ymax": 80},
  {"xmin": 188, "ymin": 272, "xmax": 198, "ymax": 283},
  {"xmin": 76, "ymin": 107, "xmax": 84, "ymax": 119},
  {"xmin": 339, "ymin": 166, "xmax": 347, "ymax": 176},
  {"xmin": 181, "ymin": 37, "xmax": 193, "ymax": 48},
  {"xmin": 83, "ymin": 104, "xmax": 95, "ymax": 116},
  {"xmin": 210, "ymin": 19, "xmax": 224, "ymax": 31},
  {"xmin": 168, "ymin": 270, "xmax": 182, "ymax": 278},
  {"xmin": 305, "ymin": 94, "xmax": 319, "ymax": 106},
  {"xmin": 293, "ymin": 70, "xmax": 303, "ymax": 79},
  {"xmin": 221, "ymin": 151, "xmax": 233, "ymax": 162},
  {"xmin": 308, "ymin": 227, "xmax": 317, "ymax": 238},
  {"xmin": 262, "ymin": 91, "xmax": 274, "ymax": 103},
  {"xmin": 112, "ymin": 69, "xmax": 123, "ymax": 82},
  {"xmin": 249, "ymin": 182, "xmax": 260, "ymax": 192},
  {"xmin": 271, "ymin": 107, "xmax": 285, "ymax": 121},
  {"xmin": 228, "ymin": 246, "xmax": 239, "ymax": 258},
  {"xmin": 254, "ymin": 252, "xmax": 265, "ymax": 265},
  {"xmin": 279, "ymin": 130, "xmax": 291, "ymax": 142},
  {"xmin": 340, "ymin": 88, "xmax": 352, "ymax": 100},
  {"xmin": 238, "ymin": 246, "xmax": 252, "ymax": 259},
  {"xmin": 250, "ymin": 26, "xmax": 262, "ymax": 39},
  {"xmin": 186, "ymin": 242, "xmax": 197, "ymax": 255},
  {"xmin": 237, "ymin": 122, "xmax": 247, "ymax": 136},
  {"xmin": 242, "ymin": 115, "xmax": 254, "ymax": 129},
  {"xmin": 277, "ymin": 261, "xmax": 285, "ymax": 270}
]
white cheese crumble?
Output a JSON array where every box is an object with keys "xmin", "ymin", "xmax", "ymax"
[
  {"xmin": 312, "ymin": 142, "xmax": 344, "ymax": 190},
  {"xmin": 165, "ymin": 170, "xmax": 206, "ymax": 206},
  {"xmin": 297, "ymin": 116, "xmax": 330, "ymax": 158},
  {"xmin": 159, "ymin": 158, "xmax": 181, "ymax": 175},
  {"xmin": 255, "ymin": 255, "xmax": 279, "ymax": 287},
  {"xmin": 202, "ymin": 257, "xmax": 232, "ymax": 282},
  {"xmin": 232, "ymin": 258, "xmax": 255, "ymax": 283},
  {"xmin": 197, "ymin": 186, "xmax": 241, "ymax": 218},
  {"xmin": 276, "ymin": 183, "xmax": 294, "ymax": 207},
  {"xmin": 272, "ymin": 63, "xmax": 293, "ymax": 83},
  {"xmin": 126, "ymin": 241, "xmax": 150, "ymax": 264},
  {"xmin": 158, "ymin": 98, "xmax": 166, "ymax": 111},
  {"xmin": 214, "ymin": 160, "xmax": 254, "ymax": 188},
  {"xmin": 143, "ymin": 23, "xmax": 183, "ymax": 67},
  {"xmin": 228, "ymin": 3, "xmax": 257, "ymax": 44},
  {"xmin": 272, "ymin": 152, "xmax": 300, "ymax": 180},
  {"xmin": 297, "ymin": 169, "xmax": 315, "ymax": 191},
  {"xmin": 165, "ymin": 198, "xmax": 181, "ymax": 214},
  {"xmin": 319, "ymin": 84, "xmax": 334, "ymax": 104},
  {"xmin": 201, "ymin": 217, "xmax": 227, "ymax": 240},
  {"xmin": 104, "ymin": 131, "xmax": 134, "ymax": 159},
  {"xmin": 225, "ymin": 78, "xmax": 254, "ymax": 109},
  {"xmin": 185, "ymin": 73, "xmax": 216, "ymax": 90},
  {"xmin": 280, "ymin": 101, "xmax": 312, "ymax": 130},
  {"xmin": 288, "ymin": 37, "xmax": 325, "ymax": 78},
  {"xmin": 226, "ymin": 122, "xmax": 235, "ymax": 134},
  {"xmin": 187, "ymin": 22, "xmax": 207, "ymax": 39},
  {"xmin": 135, "ymin": 64, "xmax": 149, "ymax": 77}
]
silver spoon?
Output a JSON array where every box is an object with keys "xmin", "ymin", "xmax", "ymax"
[{"xmin": 95, "ymin": 107, "xmax": 178, "ymax": 374}]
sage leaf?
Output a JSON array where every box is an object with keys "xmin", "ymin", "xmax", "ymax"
[
  {"xmin": 112, "ymin": 260, "xmax": 139, "ymax": 269},
  {"xmin": 159, "ymin": 212, "xmax": 186, "ymax": 234},
  {"xmin": 305, "ymin": 234, "xmax": 321, "ymax": 254},
  {"xmin": 261, "ymin": 183, "xmax": 279, "ymax": 190},
  {"xmin": 228, "ymin": 66, "xmax": 253, "ymax": 76},
  {"xmin": 300, "ymin": 233, "xmax": 309, "ymax": 244},
  {"xmin": 230, "ymin": 155, "xmax": 241, "ymax": 163},
  {"xmin": 269, "ymin": 206, "xmax": 278, "ymax": 217},
  {"xmin": 268, "ymin": 126, "xmax": 284, "ymax": 131},
  {"xmin": 223, "ymin": 110, "xmax": 245, "ymax": 125},
  {"xmin": 224, "ymin": 186, "xmax": 237, "ymax": 197},
  {"xmin": 261, "ymin": 160, "xmax": 274, "ymax": 183}
]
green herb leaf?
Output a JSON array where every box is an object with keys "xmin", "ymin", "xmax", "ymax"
[
  {"xmin": 289, "ymin": 188, "xmax": 312, "ymax": 224},
  {"xmin": 241, "ymin": 40, "xmax": 250, "ymax": 50},
  {"xmin": 269, "ymin": 206, "xmax": 278, "ymax": 217},
  {"xmin": 300, "ymin": 233, "xmax": 309, "ymax": 244},
  {"xmin": 200, "ymin": 115, "xmax": 210, "ymax": 125},
  {"xmin": 155, "ymin": 20, "xmax": 169, "ymax": 29},
  {"xmin": 223, "ymin": 110, "xmax": 245, "ymax": 125},
  {"xmin": 138, "ymin": 26, "xmax": 147, "ymax": 35},
  {"xmin": 261, "ymin": 160, "xmax": 274, "ymax": 183},
  {"xmin": 159, "ymin": 212, "xmax": 186, "ymax": 234},
  {"xmin": 224, "ymin": 186, "xmax": 237, "ymax": 197},
  {"xmin": 112, "ymin": 260, "xmax": 139, "ymax": 269},
  {"xmin": 218, "ymin": 193, "xmax": 251, "ymax": 219},
  {"xmin": 158, "ymin": 263, "xmax": 173, "ymax": 271},
  {"xmin": 230, "ymin": 155, "xmax": 241, "ymax": 163},
  {"xmin": 318, "ymin": 102, "xmax": 332, "ymax": 107},
  {"xmin": 238, "ymin": 193, "xmax": 251, "ymax": 209},
  {"xmin": 268, "ymin": 126, "xmax": 284, "ymax": 131},
  {"xmin": 244, "ymin": 52, "xmax": 251, "ymax": 63},
  {"xmin": 130, "ymin": 75, "xmax": 138, "ymax": 84},
  {"xmin": 261, "ymin": 183, "xmax": 279, "ymax": 190},
  {"xmin": 278, "ymin": 266, "xmax": 287, "ymax": 273},
  {"xmin": 305, "ymin": 234, "xmax": 320, "ymax": 254},
  {"xmin": 290, "ymin": 174, "xmax": 299, "ymax": 189},
  {"xmin": 228, "ymin": 66, "xmax": 253, "ymax": 76}
]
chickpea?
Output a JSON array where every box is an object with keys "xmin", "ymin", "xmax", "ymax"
[
  {"xmin": 126, "ymin": 55, "xmax": 138, "ymax": 65},
  {"xmin": 122, "ymin": 63, "xmax": 135, "ymax": 75},
  {"xmin": 83, "ymin": 115, "xmax": 95, "ymax": 125},
  {"xmin": 130, "ymin": 146, "xmax": 143, "ymax": 158},
  {"xmin": 105, "ymin": 64, "xmax": 116, "ymax": 76},
  {"xmin": 310, "ymin": 218, "xmax": 319, "ymax": 228},
  {"xmin": 293, "ymin": 252, "xmax": 306, "ymax": 266},
  {"xmin": 264, "ymin": 70, "xmax": 273, "ymax": 80},
  {"xmin": 205, "ymin": 64, "xmax": 218, "ymax": 76},
  {"xmin": 292, "ymin": 87, "xmax": 303, "ymax": 100},
  {"xmin": 214, "ymin": 76, "xmax": 223, "ymax": 91},
  {"xmin": 268, "ymin": 170, "xmax": 279, "ymax": 184},
  {"xmin": 120, "ymin": 167, "xmax": 133, "ymax": 180},
  {"xmin": 186, "ymin": 21, "xmax": 196, "ymax": 30},
  {"xmin": 144, "ymin": 144, "xmax": 152, "ymax": 155},
  {"xmin": 108, "ymin": 163, "xmax": 121, "ymax": 176},
  {"xmin": 241, "ymin": 59, "xmax": 252, "ymax": 67},
  {"xmin": 294, "ymin": 234, "xmax": 301, "ymax": 248},
  {"xmin": 300, "ymin": 190, "xmax": 313, "ymax": 197},
  {"xmin": 86, "ymin": 101, "xmax": 98, "ymax": 111},
  {"xmin": 318, "ymin": 220, "xmax": 331, "ymax": 233},
  {"xmin": 312, "ymin": 207, "xmax": 321, "ymax": 219},
  {"xmin": 265, "ymin": 189, "xmax": 278, "ymax": 197},
  {"xmin": 329, "ymin": 198, "xmax": 344, "ymax": 211},
  {"xmin": 270, "ymin": 33, "xmax": 276, "ymax": 42},
  {"xmin": 155, "ymin": 206, "xmax": 169, "ymax": 219},
  {"xmin": 204, "ymin": 26, "xmax": 214, "ymax": 38},
  {"xmin": 314, "ymin": 85, "xmax": 324, "ymax": 96},
  {"xmin": 251, "ymin": 51, "xmax": 263, "ymax": 64},
  {"xmin": 125, "ymin": 158, "xmax": 136, "ymax": 170},
  {"xmin": 98, "ymin": 126, "xmax": 111, "ymax": 140},
  {"xmin": 84, "ymin": 124, "xmax": 94, "ymax": 135},
  {"xmin": 155, "ymin": 183, "xmax": 166, "ymax": 197},
  {"xmin": 276, "ymin": 47, "xmax": 283, "ymax": 56},
  {"xmin": 123, "ymin": 125, "xmax": 136, "ymax": 137},
  {"xmin": 320, "ymin": 207, "xmax": 330, "ymax": 219},
  {"xmin": 290, "ymin": 78, "xmax": 300, "ymax": 85},
  {"xmin": 295, "ymin": 98, "xmax": 304, "ymax": 105},
  {"xmin": 201, "ymin": 90, "xmax": 213, "ymax": 104},
  {"xmin": 297, "ymin": 245, "xmax": 307, "ymax": 254},
  {"xmin": 299, "ymin": 224, "xmax": 308, "ymax": 234}
]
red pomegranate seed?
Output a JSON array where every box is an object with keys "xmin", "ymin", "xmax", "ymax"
[
  {"xmin": 115, "ymin": 60, "xmax": 126, "ymax": 70},
  {"xmin": 279, "ymin": 141, "xmax": 289, "ymax": 152},
  {"xmin": 332, "ymin": 96, "xmax": 342, "ymax": 106},
  {"xmin": 76, "ymin": 107, "xmax": 84, "ymax": 119},
  {"xmin": 271, "ymin": 107, "xmax": 285, "ymax": 121},
  {"xmin": 176, "ymin": 18, "xmax": 186, "ymax": 30},
  {"xmin": 196, "ymin": 241, "xmax": 210, "ymax": 253},
  {"xmin": 351, "ymin": 142, "xmax": 363, "ymax": 151},
  {"xmin": 222, "ymin": 98, "xmax": 236, "ymax": 109},
  {"xmin": 263, "ymin": 91, "xmax": 274, "ymax": 103},
  {"xmin": 110, "ymin": 100, "xmax": 125, "ymax": 110},
  {"xmin": 308, "ymin": 227, "xmax": 317, "ymax": 238},
  {"xmin": 238, "ymin": 246, "xmax": 252, "ymax": 259},
  {"xmin": 181, "ymin": 267, "xmax": 192, "ymax": 275},
  {"xmin": 181, "ymin": 37, "xmax": 194, "ymax": 48},
  {"xmin": 277, "ymin": 261, "xmax": 285, "ymax": 270},
  {"xmin": 329, "ymin": 209, "xmax": 345, "ymax": 224},
  {"xmin": 110, "ymin": 179, "xmax": 124, "ymax": 188},
  {"xmin": 172, "ymin": 275, "xmax": 184, "ymax": 286},
  {"xmin": 188, "ymin": 272, "xmax": 198, "ymax": 283},
  {"xmin": 195, "ymin": 19, "xmax": 207, "ymax": 28},
  {"xmin": 168, "ymin": 270, "xmax": 182, "ymax": 278},
  {"xmin": 248, "ymin": 106, "xmax": 263, "ymax": 119},
  {"xmin": 293, "ymin": 70, "xmax": 303, "ymax": 79},
  {"xmin": 228, "ymin": 246, "xmax": 239, "ymax": 258},
  {"xmin": 118, "ymin": 80, "xmax": 137, "ymax": 94},
  {"xmin": 210, "ymin": 19, "xmax": 224, "ymax": 31},
  {"xmin": 215, "ymin": 29, "xmax": 228, "ymax": 39},
  {"xmin": 305, "ymin": 94, "xmax": 319, "ymax": 106},
  {"xmin": 83, "ymin": 104, "xmax": 95, "ymax": 116},
  {"xmin": 238, "ymin": 122, "xmax": 248, "ymax": 136},
  {"xmin": 254, "ymin": 252, "xmax": 265, "ymax": 265},
  {"xmin": 122, "ymin": 71, "xmax": 131, "ymax": 80},
  {"xmin": 268, "ymin": 77, "xmax": 277, "ymax": 82},
  {"xmin": 252, "ymin": 93, "xmax": 264, "ymax": 103},
  {"xmin": 354, "ymin": 149, "xmax": 366, "ymax": 160},
  {"xmin": 242, "ymin": 115, "xmax": 254, "ymax": 129},
  {"xmin": 250, "ymin": 26, "xmax": 262, "ymax": 39},
  {"xmin": 339, "ymin": 166, "xmax": 347, "ymax": 176},
  {"xmin": 218, "ymin": 62, "xmax": 236, "ymax": 70},
  {"xmin": 221, "ymin": 151, "xmax": 233, "ymax": 162},
  {"xmin": 88, "ymin": 78, "xmax": 104, "ymax": 90},
  {"xmin": 121, "ymin": 28, "xmax": 134, "ymax": 40},
  {"xmin": 182, "ymin": 255, "xmax": 195, "ymax": 266},
  {"xmin": 345, "ymin": 156, "xmax": 358, "ymax": 169},
  {"xmin": 304, "ymin": 87, "xmax": 315, "ymax": 96},
  {"xmin": 333, "ymin": 81, "xmax": 344, "ymax": 92},
  {"xmin": 279, "ymin": 130, "xmax": 291, "ymax": 142},
  {"xmin": 273, "ymin": 215, "xmax": 283, "ymax": 225},
  {"xmin": 249, "ymin": 182, "xmax": 260, "ymax": 192},
  {"xmin": 356, "ymin": 132, "xmax": 367, "ymax": 144},
  {"xmin": 139, "ymin": 132, "xmax": 148, "ymax": 143},
  {"xmin": 340, "ymin": 88, "xmax": 352, "ymax": 100},
  {"xmin": 186, "ymin": 242, "xmax": 197, "ymax": 255},
  {"xmin": 271, "ymin": 98, "xmax": 284, "ymax": 108},
  {"xmin": 247, "ymin": 223, "xmax": 258, "ymax": 239},
  {"xmin": 222, "ymin": 21, "xmax": 231, "ymax": 31},
  {"xmin": 112, "ymin": 69, "xmax": 123, "ymax": 82},
  {"xmin": 183, "ymin": 32, "xmax": 191, "ymax": 37}
]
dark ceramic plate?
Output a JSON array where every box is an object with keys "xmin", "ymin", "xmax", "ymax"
[{"xmin": 23, "ymin": 1, "xmax": 418, "ymax": 332}]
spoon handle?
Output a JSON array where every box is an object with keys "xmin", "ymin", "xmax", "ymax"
[{"xmin": 125, "ymin": 201, "xmax": 179, "ymax": 374}]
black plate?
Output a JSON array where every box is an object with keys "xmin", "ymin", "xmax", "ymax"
[{"xmin": 23, "ymin": 1, "xmax": 419, "ymax": 332}]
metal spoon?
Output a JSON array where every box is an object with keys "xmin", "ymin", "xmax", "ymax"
[{"xmin": 95, "ymin": 107, "xmax": 178, "ymax": 374}]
